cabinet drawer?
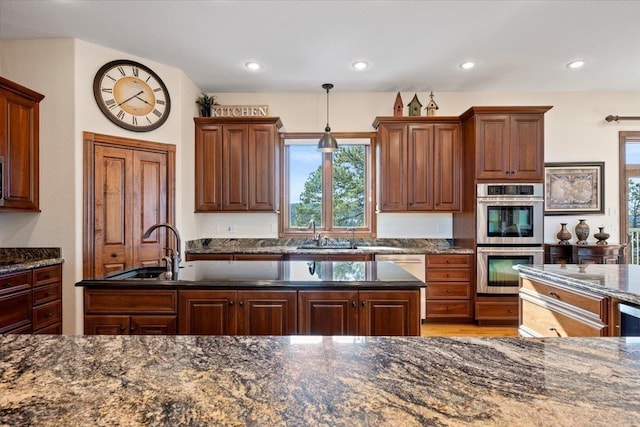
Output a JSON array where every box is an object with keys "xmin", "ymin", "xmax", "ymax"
[
  {"xmin": 34, "ymin": 322, "xmax": 62, "ymax": 334},
  {"xmin": 521, "ymin": 277, "xmax": 607, "ymax": 319},
  {"xmin": 427, "ymin": 269, "xmax": 471, "ymax": 282},
  {"xmin": 0, "ymin": 289, "xmax": 32, "ymax": 333},
  {"xmin": 0, "ymin": 271, "xmax": 31, "ymax": 295},
  {"xmin": 33, "ymin": 300, "xmax": 62, "ymax": 330},
  {"xmin": 521, "ymin": 299, "xmax": 607, "ymax": 337},
  {"xmin": 475, "ymin": 301, "xmax": 518, "ymax": 320},
  {"xmin": 426, "ymin": 283, "xmax": 470, "ymax": 299},
  {"xmin": 426, "ymin": 301, "xmax": 472, "ymax": 318},
  {"xmin": 33, "ymin": 264, "xmax": 62, "ymax": 286},
  {"xmin": 426, "ymin": 254, "xmax": 471, "ymax": 268},
  {"xmin": 84, "ymin": 289, "xmax": 178, "ymax": 314},
  {"xmin": 33, "ymin": 282, "xmax": 61, "ymax": 306}
]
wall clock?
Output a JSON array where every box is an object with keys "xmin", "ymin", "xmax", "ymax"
[{"xmin": 93, "ymin": 59, "xmax": 171, "ymax": 132}]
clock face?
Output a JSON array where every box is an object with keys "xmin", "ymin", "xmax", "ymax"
[{"xmin": 93, "ymin": 60, "xmax": 171, "ymax": 132}]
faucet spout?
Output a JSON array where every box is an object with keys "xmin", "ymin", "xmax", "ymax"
[
  {"xmin": 143, "ymin": 223, "xmax": 182, "ymax": 276},
  {"xmin": 308, "ymin": 219, "xmax": 320, "ymax": 246}
]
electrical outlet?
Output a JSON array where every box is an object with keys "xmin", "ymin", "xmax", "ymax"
[{"xmin": 227, "ymin": 225, "xmax": 236, "ymax": 232}]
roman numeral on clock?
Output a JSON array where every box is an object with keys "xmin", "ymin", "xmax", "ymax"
[{"xmin": 117, "ymin": 110, "xmax": 125, "ymax": 120}]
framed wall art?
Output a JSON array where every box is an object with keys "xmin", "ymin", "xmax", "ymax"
[{"xmin": 544, "ymin": 162, "xmax": 604, "ymax": 215}]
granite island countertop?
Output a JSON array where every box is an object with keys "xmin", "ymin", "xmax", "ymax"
[
  {"xmin": 517, "ymin": 263, "xmax": 640, "ymax": 305},
  {"xmin": 1, "ymin": 334, "xmax": 639, "ymax": 426}
]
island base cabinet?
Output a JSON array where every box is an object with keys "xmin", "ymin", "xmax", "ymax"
[
  {"xmin": 298, "ymin": 291, "xmax": 358, "ymax": 336},
  {"xmin": 179, "ymin": 290, "xmax": 237, "ymax": 335},
  {"xmin": 237, "ymin": 291, "xmax": 297, "ymax": 335},
  {"xmin": 359, "ymin": 290, "xmax": 420, "ymax": 336},
  {"xmin": 85, "ymin": 315, "xmax": 177, "ymax": 335}
]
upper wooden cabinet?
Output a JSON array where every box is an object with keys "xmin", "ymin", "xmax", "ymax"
[
  {"xmin": 0, "ymin": 77, "xmax": 45, "ymax": 212},
  {"xmin": 373, "ymin": 117, "xmax": 462, "ymax": 212},
  {"xmin": 460, "ymin": 107, "xmax": 552, "ymax": 182},
  {"xmin": 194, "ymin": 117, "xmax": 282, "ymax": 212}
]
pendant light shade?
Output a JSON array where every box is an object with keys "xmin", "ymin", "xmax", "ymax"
[{"xmin": 317, "ymin": 83, "xmax": 338, "ymax": 152}]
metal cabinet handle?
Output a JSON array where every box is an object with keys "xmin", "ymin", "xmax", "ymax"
[
  {"xmin": 130, "ymin": 326, "xmax": 136, "ymax": 332},
  {"xmin": 229, "ymin": 300, "xmax": 235, "ymax": 306},
  {"xmin": 361, "ymin": 301, "xmax": 367, "ymax": 307},
  {"xmin": 119, "ymin": 325, "xmax": 126, "ymax": 332},
  {"xmin": 111, "ymin": 253, "xmax": 118, "ymax": 258},
  {"xmin": 548, "ymin": 291, "xmax": 559, "ymax": 298},
  {"xmin": 548, "ymin": 327, "xmax": 561, "ymax": 337},
  {"xmin": 239, "ymin": 300, "xmax": 244, "ymax": 307},
  {"xmin": 351, "ymin": 301, "xmax": 356, "ymax": 307},
  {"xmin": 45, "ymin": 312, "xmax": 53, "ymax": 317}
]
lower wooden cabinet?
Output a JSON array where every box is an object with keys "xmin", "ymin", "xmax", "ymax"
[
  {"xmin": 475, "ymin": 296, "xmax": 519, "ymax": 325},
  {"xmin": 85, "ymin": 315, "xmax": 177, "ymax": 335},
  {"xmin": 425, "ymin": 254, "xmax": 473, "ymax": 322},
  {"xmin": 519, "ymin": 275, "xmax": 609, "ymax": 337},
  {"xmin": 298, "ymin": 289, "xmax": 419, "ymax": 336},
  {"xmin": 0, "ymin": 264, "xmax": 62, "ymax": 334}
]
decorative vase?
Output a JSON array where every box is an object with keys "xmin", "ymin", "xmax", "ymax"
[
  {"xmin": 594, "ymin": 227, "xmax": 610, "ymax": 245},
  {"xmin": 556, "ymin": 223, "xmax": 572, "ymax": 245},
  {"xmin": 199, "ymin": 106, "xmax": 211, "ymax": 117},
  {"xmin": 575, "ymin": 219, "xmax": 590, "ymax": 245}
]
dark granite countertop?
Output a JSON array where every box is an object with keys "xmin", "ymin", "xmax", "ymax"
[
  {"xmin": 1, "ymin": 334, "xmax": 639, "ymax": 426},
  {"xmin": 0, "ymin": 247, "xmax": 63, "ymax": 275},
  {"xmin": 517, "ymin": 264, "xmax": 640, "ymax": 305},
  {"xmin": 76, "ymin": 260, "xmax": 425, "ymax": 290}
]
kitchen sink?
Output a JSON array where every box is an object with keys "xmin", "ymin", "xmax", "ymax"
[
  {"xmin": 296, "ymin": 245, "xmax": 358, "ymax": 250},
  {"xmin": 106, "ymin": 266, "xmax": 167, "ymax": 279}
]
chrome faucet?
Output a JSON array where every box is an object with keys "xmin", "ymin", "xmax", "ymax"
[
  {"xmin": 143, "ymin": 223, "xmax": 182, "ymax": 276},
  {"xmin": 346, "ymin": 227, "xmax": 356, "ymax": 249},
  {"xmin": 308, "ymin": 219, "xmax": 321, "ymax": 246}
]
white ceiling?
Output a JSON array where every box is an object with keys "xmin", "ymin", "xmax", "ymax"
[{"xmin": 1, "ymin": 0, "xmax": 639, "ymax": 93}]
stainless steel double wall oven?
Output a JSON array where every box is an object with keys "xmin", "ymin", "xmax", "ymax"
[{"xmin": 476, "ymin": 183, "xmax": 544, "ymax": 294}]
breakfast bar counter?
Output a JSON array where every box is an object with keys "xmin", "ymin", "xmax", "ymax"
[{"xmin": 1, "ymin": 334, "xmax": 639, "ymax": 426}]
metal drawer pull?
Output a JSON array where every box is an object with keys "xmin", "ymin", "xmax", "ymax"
[
  {"xmin": 548, "ymin": 327, "xmax": 561, "ymax": 337},
  {"xmin": 45, "ymin": 312, "xmax": 53, "ymax": 317},
  {"xmin": 548, "ymin": 291, "xmax": 559, "ymax": 298}
]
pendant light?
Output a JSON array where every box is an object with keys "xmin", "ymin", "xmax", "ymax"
[{"xmin": 317, "ymin": 83, "xmax": 338, "ymax": 152}]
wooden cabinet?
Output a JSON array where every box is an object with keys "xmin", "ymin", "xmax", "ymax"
[
  {"xmin": 298, "ymin": 289, "xmax": 420, "ymax": 336},
  {"xmin": 475, "ymin": 296, "xmax": 519, "ymax": 325},
  {"xmin": 460, "ymin": 107, "xmax": 551, "ymax": 182},
  {"xmin": 194, "ymin": 117, "xmax": 282, "ymax": 212},
  {"xmin": 84, "ymin": 288, "xmax": 177, "ymax": 335},
  {"xmin": 373, "ymin": 117, "xmax": 461, "ymax": 212},
  {"xmin": 178, "ymin": 289, "xmax": 296, "ymax": 335},
  {"xmin": 544, "ymin": 243, "xmax": 626, "ymax": 265},
  {"xmin": 425, "ymin": 254, "xmax": 473, "ymax": 322},
  {"xmin": 0, "ymin": 77, "xmax": 45, "ymax": 211},
  {"xmin": 185, "ymin": 253, "xmax": 284, "ymax": 261},
  {"xmin": 519, "ymin": 274, "xmax": 609, "ymax": 337},
  {"xmin": 0, "ymin": 264, "xmax": 62, "ymax": 334}
]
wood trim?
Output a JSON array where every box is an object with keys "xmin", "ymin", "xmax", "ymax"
[
  {"xmin": 82, "ymin": 132, "xmax": 176, "ymax": 279},
  {"xmin": 194, "ymin": 116, "xmax": 283, "ymax": 129},
  {"xmin": 371, "ymin": 115, "xmax": 460, "ymax": 129},
  {"xmin": 618, "ymin": 131, "xmax": 640, "ymax": 263},
  {"xmin": 459, "ymin": 106, "xmax": 552, "ymax": 122}
]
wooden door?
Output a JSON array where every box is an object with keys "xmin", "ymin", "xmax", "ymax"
[
  {"xmin": 378, "ymin": 124, "xmax": 407, "ymax": 211},
  {"xmin": 84, "ymin": 315, "xmax": 129, "ymax": 335},
  {"xmin": 407, "ymin": 124, "xmax": 434, "ymax": 210},
  {"xmin": 222, "ymin": 124, "xmax": 248, "ymax": 210},
  {"xmin": 298, "ymin": 290, "xmax": 358, "ymax": 335},
  {"xmin": 178, "ymin": 290, "xmax": 238, "ymax": 335},
  {"xmin": 248, "ymin": 124, "xmax": 277, "ymax": 211},
  {"xmin": 358, "ymin": 290, "xmax": 420, "ymax": 336},
  {"xmin": 84, "ymin": 132, "xmax": 176, "ymax": 279},
  {"xmin": 194, "ymin": 124, "xmax": 223, "ymax": 211},
  {"xmin": 130, "ymin": 315, "xmax": 177, "ymax": 335},
  {"xmin": 509, "ymin": 114, "xmax": 544, "ymax": 181},
  {"xmin": 475, "ymin": 115, "xmax": 510, "ymax": 180},
  {"xmin": 237, "ymin": 290, "xmax": 297, "ymax": 335},
  {"xmin": 433, "ymin": 124, "xmax": 461, "ymax": 211}
]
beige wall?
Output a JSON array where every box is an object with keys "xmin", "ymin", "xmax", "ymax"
[{"xmin": 2, "ymin": 37, "xmax": 640, "ymax": 332}]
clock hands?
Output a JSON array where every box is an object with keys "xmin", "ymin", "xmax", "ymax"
[
  {"xmin": 134, "ymin": 94, "xmax": 153, "ymax": 107},
  {"xmin": 117, "ymin": 90, "xmax": 144, "ymax": 107}
]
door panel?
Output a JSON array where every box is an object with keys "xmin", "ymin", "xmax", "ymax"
[
  {"xmin": 407, "ymin": 125, "xmax": 433, "ymax": 210},
  {"xmin": 298, "ymin": 290, "xmax": 358, "ymax": 335},
  {"xmin": 222, "ymin": 124, "xmax": 248, "ymax": 210},
  {"xmin": 178, "ymin": 290, "xmax": 237, "ymax": 335},
  {"xmin": 237, "ymin": 291, "xmax": 297, "ymax": 335}
]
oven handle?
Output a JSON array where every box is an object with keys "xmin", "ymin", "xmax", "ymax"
[
  {"xmin": 477, "ymin": 247, "xmax": 544, "ymax": 254},
  {"xmin": 476, "ymin": 198, "xmax": 544, "ymax": 204}
]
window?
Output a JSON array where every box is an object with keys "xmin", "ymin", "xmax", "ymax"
[{"xmin": 282, "ymin": 132, "xmax": 375, "ymax": 236}]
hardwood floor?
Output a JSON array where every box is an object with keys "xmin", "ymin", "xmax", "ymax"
[{"xmin": 420, "ymin": 323, "xmax": 518, "ymax": 337}]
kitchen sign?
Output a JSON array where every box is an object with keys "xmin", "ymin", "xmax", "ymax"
[{"xmin": 212, "ymin": 105, "xmax": 269, "ymax": 117}]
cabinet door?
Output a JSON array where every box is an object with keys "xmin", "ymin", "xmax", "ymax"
[
  {"xmin": 248, "ymin": 124, "xmax": 277, "ymax": 211},
  {"xmin": 298, "ymin": 290, "xmax": 358, "ymax": 335},
  {"xmin": 433, "ymin": 124, "xmax": 461, "ymax": 211},
  {"xmin": 130, "ymin": 315, "xmax": 177, "ymax": 335},
  {"xmin": 475, "ymin": 115, "xmax": 510, "ymax": 180},
  {"xmin": 378, "ymin": 124, "xmax": 407, "ymax": 211},
  {"xmin": 237, "ymin": 290, "xmax": 297, "ymax": 335},
  {"xmin": 0, "ymin": 87, "xmax": 40, "ymax": 211},
  {"xmin": 0, "ymin": 289, "xmax": 32, "ymax": 333},
  {"xmin": 222, "ymin": 124, "xmax": 249, "ymax": 210},
  {"xmin": 358, "ymin": 290, "xmax": 420, "ymax": 336},
  {"xmin": 407, "ymin": 125, "xmax": 434, "ymax": 210},
  {"xmin": 85, "ymin": 315, "xmax": 130, "ymax": 335},
  {"xmin": 195, "ymin": 124, "xmax": 223, "ymax": 211},
  {"xmin": 509, "ymin": 114, "xmax": 544, "ymax": 181},
  {"xmin": 178, "ymin": 290, "xmax": 237, "ymax": 335}
]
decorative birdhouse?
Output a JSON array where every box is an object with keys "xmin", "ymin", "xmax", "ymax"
[
  {"xmin": 425, "ymin": 92, "xmax": 439, "ymax": 116},
  {"xmin": 393, "ymin": 92, "xmax": 404, "ymax": 117},
  {"xmin": 407, "ymin": 94, "xmax": 422, "ymax": 117}
]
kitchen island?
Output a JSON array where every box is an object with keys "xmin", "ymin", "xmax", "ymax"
[
  {"xmin": 1, "ymin": 334, "xmax": 639, "ymax": 426},
  {"xmin": 76, "ymin": 260, "xmax": 424, "ymax": 336}
]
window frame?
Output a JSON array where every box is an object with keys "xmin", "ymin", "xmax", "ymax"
[{"xmin": 280, "ymin": 132, "xmax": 377, "ymax": 238}]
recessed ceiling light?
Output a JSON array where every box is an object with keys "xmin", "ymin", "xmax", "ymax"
[
  {"xmin": 352, "ymin": 61, "xmax": 369, "ymax": 70},
  {"xmin": 567, "ymin": 60, "xmax": 585, "ymax": 69},
  {"xmin": 460, "ymin": 61, "xmax": 475, "ymax": 70},
  {"xmin": 245, "ymin": 62, "xmax": 261, "ymax": 71}
]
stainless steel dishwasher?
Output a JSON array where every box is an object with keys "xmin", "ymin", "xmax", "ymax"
[{"xmin": 375, "ymin": 254, "xmax": 426, "ymax": 320}]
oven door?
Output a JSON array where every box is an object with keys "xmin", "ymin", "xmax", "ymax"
[
  {"xmin": 476, "ymin": 199, "xmax": 543, "ymax": 245},
  {"xmin": 477, "ymin": 247, "xmax": 544, "ymax": 294}
]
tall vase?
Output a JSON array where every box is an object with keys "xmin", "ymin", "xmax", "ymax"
[
  {"xmin": 556, "ymin": 223, "xmax": 572, "ymax": 245},
  {"xmin": 575, "ymin": 219, "xmax": 590, "ymax": 245},
  {"xmin": 594, "ymin": 227, "xmax": 610, "ymax": 245}
]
